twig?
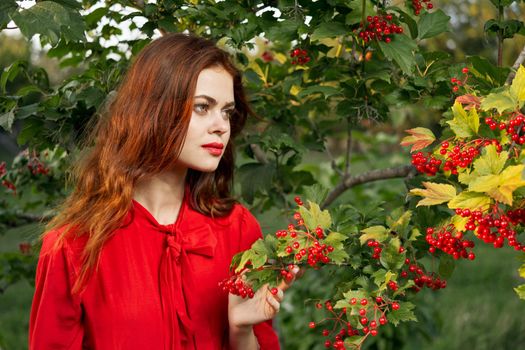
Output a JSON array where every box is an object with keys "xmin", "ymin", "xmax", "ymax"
[
  {"xmin": 250, "ymin": 144, "xmax": 269, "ymax": 164},
  {"xmin": 506, "ymin": 43, "xmax": 525, "ymax": 85},
  {"xmin": 3, "ymin": 212, "xmax": 52, "ymax": 228},
  {"xmin": 321, "ymin": 165, "xmax": 415, "ymax": 208}
]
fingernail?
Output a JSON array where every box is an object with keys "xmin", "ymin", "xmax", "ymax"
[{"xmin": 292, "ymin": 266, "xmax": 300, "ymax": 274}]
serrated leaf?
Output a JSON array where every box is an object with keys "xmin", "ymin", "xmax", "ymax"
[
  {"xmin": 447, "ymin": 101, "xmax": 480, "ymax": 138},
  {"xmin": 510, "ymin": 65, "xmax": 525, "ymax": 105},
  {"xmin": 379, "ymin": 238, "xmax": 404, "ymax": 270},
  {"xmin": 410, "ymin": 182, "xmax": 456, "ymax": 206},
  {"xmin": 310, "ymin": 22, "xmax": 347, "ymax": 41},
  {"xmin": 344, "ymin": 336, "xmax": 365, "ymax": 347},
  {"xmin": 458, "ymin": 169, "xmax": 476, "ymax": 185},
  {"xmin": 417, "ymin": 10, "xmax": 450, "ymax": 40},
  {"xmin": 469, "ymin": 165, "xmax": 525, "ymax": 205},
  {"xmin": 481, "ymin": 90, "xmax": 516, "ymax": 113},
  {"xmin": 360, "ymin": 226, "xmax": 388, "ymax": 245},
  {"xmin": 342, "ymin": 289, "xmax": 368, "ymax": 304},
  {"xmin": 473, "ymin": 144, "xmax": 507, "ymax": 176},
  {"xmin": 0, "ymin": 0, "xmax": 17, "ymax": 29},
  {"xmin": 387, "ymin": 210, "xmax": 412, "ymax": 235},
  {"xmin": 377, "ymin": 34, "xmax": 417, "ymax": 76},
  {"xmin": 297, "ymin": 85, "xmax": 342, "ymax": 99},
  {"xmin": 328, "ymin": 249, "xmax": 350, "ymax": 265},
  {"xmin": 324, "ymin": 231, "xmax": 347, "ymax": 246},
  {"xmin": 448, "ymin": 191, "xmax": 492, "ymax": 211},
  {"xmin": 400, "ymin": 127, "xmax": 436, "ymax": 151},
  {"xmin": 299, "ymin": 201, "xmax": 332, "ymax": 229},
  {"xmin": 455, "ymin": 94, "xmax": 481, "ymax": 110},
  {"xmin": 518, "ymin": 263, "xmax": 525, "ymax": 278},
  {"xmin": 11, "ymin": 1, "xmax": 86, "ymax": 45},
  {"xmin": 387, "ymin": 302, "xmax": 417, "ymax": 326},
  {"xmin": 450, "ymin": 214, "xmax": 470, "ymax": 231},
  {"xmin": 514, "ymin": 284, "xmax": 525, "ymax": 300}
]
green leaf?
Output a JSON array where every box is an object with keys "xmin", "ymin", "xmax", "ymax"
[
  {"xmin": 328, "ymin": 249, "xmax": 350, "ymax": 265},
  {"xmin": 0, "ymin": 109, "xmax": 15, "ymax": 132},
  {"xmin": 297, "ymin": 85, "xmax": 342, "ymax": 99},
  {"xmin": 377, "ymin": 34, "xmax": 418, "ymax": 75},
  {"xmin": 324, "ymin": 231, "xmax": 347, "ymax": 247},
  {"xmin": 410, "ymin": 182, "xmax": 456, "ymax": 206},
  {"xmin": 473, "ymin": 144, "xmax": 507, "ymax": 176},
  {"xmin": 386, "ymin": 209, "xmax": 412, "ymax": 236},
  {"xmin": 238, "ymin": 162, "xmax": 275, "ymax": 204},
  {"xmin": 417, "ymin": 10, "xmax": 450, "ymax": 40},
  {"xmin": 310, "ymin": 22, "xmax": 347, "ymax": 41},
  {"xmin": 0, "ymin": 0, "xmax": 18, "ymax": 29},
  {"xmin": 481, "ymin": 89, "xmax": 517, "ymax": 113},
  {"xmin": 448, "ymin": 191, "xmax": 492, "ymax": 211},
  {"xmin": 345, "ymin": 0, "xmax": 375, "ymax": 26},
  {"xmin": 390, "ymin": 7, "xmax": 418, "ymax": 39},
  {"xmin": 510, "ymin": 65, "xmax": 525, "ymax": 106},
  {"xmin": 379, "ymin": 238, "xmax": 404, "ymax": 270},
  {"xmin": 360, "ymin": 226, "xmax": 388, "ymax": 245},
  {"xmin": 387, "ymin": 301, "xmax": 417, "ymax": 326},
  {"xmin": 344, "ymin": 336, "xmax": 365, "ymax": 347},
  {"xmin": 408, "ymin": 228, "xmax": 421, "ymax": 241},
  {"xmin": 447, "ymin": 101, "xmax": 480, "ymax": 137},
  {"xmin": 299, "ymin": 201, "xmax": 332, "ymax": 229},
  {"xmin": 11, "ymin": 1, "xmax": 85, "ymax": 45}
]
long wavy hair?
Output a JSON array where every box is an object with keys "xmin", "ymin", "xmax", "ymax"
[{"xmin": 46, "ymin": 33, "xmax": 251, "ymax": 292}]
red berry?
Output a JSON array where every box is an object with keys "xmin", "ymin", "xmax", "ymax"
[
  {"xmin": 462, "ymin": 67, "xmax": 469, "ymax": 74},
  {"xmin": 308, "ymin": 321, "xmax": 316, "ymax": 329},
  {"xmin": 392, "ymin": 302, "xmax": 400, "ymax": 310},
  {"xmin": 270, "ymin": 287, "xmax": 278, "ymax": 295}
]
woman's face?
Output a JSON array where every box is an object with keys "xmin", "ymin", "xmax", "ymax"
[{"xmin": 175, "ymin": 66, "xmax": 234, "ymax": 172}]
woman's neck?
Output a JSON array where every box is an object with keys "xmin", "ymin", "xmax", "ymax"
[{"xmin": 132, "ymin": 168, "xmax": 187, "ymax": 225}]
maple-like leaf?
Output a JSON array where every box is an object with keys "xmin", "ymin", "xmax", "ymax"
[
  {"xmin": 469, "ymin": 165, "xmax": 525, "ymax": 206},
  {"xmin": 448, "ymin": 191, "xmax": 491, "ymax": 211},
  {"xmin": 510, "ymin": 65, "xmax": 525, "ymax": 106},
  {"xmin": 447, "ymin": 101, "xmax": 479, "ymax": 138},
  {"xmin": 472, "ymin": 144, "xmax": 507, "ymax": 176},
  {"xmin": 400, "ymin": 127, "xmax": 436, "ymax": 152},
  {"xmin": 455, "ymin": 94, "xmax": 481, "ymax": 110},
  {"xmin": 410, "ymin": 182, "xmax": 456, "ymax": 206}
]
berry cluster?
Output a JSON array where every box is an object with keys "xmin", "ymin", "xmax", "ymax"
[
  {"xmin": 439, "ymin": 141, "xmax": 480, "ymax": 175},
  {"xmin": 218, "ymin": 273, "xmax": 255, "ymax": 299},
  {"xmin": 461, "ymin": 208, "xmax": 525, "ymax": 251},
  {"xmin": 399, "ymin": 258, "xmax": 447, "ymax": 291},
  {"xmin": 0, "ymin": 162, "xmax": 16, "ymax": 193},
  {"xmin": 450, "ymin": 67, "xmax": 469, "ymax": 92},
  {"xmin": 290, "ymin": 48, "xmax": 310, "ymax": 65},
  {"xmin": 19, "ymin": 242, "xmax": 32, "ymax": 255},
  {"xmin": 485, "ymin": 113, "xmax": 525, "ymax": 145},
  {"xmin": 358, "ymin": 14, "xmax": 404, "ymax": 43},
  {"xmin": 27, "ymin": 156, "xmax": 50, "ymax": 176},
  {"xmin": 412, "ymin": 0, "xmax": 433, "ymax": 15},
  {"xmin": 366, "ymin": 239, "xmax": 383, "ymax": 259},
  {"xmin": 425, "ymin": 226, "xmax": 476, "ymax": 260},
  {"xmin": 309, "ymin": 297, "xmax": 402, "ymax": 349},
  {"xmin": 411, "ymin": 152, "xmax": 442, "ymax": 176}
]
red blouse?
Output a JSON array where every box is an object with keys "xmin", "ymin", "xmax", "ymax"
[{"xmin": 29, "ymin": 198, "xmax": 280, "ymax": 350}]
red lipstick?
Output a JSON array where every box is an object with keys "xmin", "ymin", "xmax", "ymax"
[{"xmin": 202, "ymin": 143, "xmax": 224, "ymax": 156}]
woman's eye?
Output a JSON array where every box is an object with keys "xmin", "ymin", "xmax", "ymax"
[
  {"xmin": 194, "ymin": 103, "xmax": 209, "ymax": 114},
  {"xmin": 222, "ymin": 109, "xmax": 235, "ymax": 119}
]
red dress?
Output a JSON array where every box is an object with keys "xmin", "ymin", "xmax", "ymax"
[{"xmin": 29, "ymin": 198, "xmax": 280, "ymax": 350}]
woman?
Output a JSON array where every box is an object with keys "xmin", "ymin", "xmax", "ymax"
[{"xmin": 29, "ymin": 33, "xmax": 294, "ymax": 350}]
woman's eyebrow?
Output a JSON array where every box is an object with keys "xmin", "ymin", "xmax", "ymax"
[{"xmin": 194, "ymin": 95, "xmax": 235, "ymax": 108}]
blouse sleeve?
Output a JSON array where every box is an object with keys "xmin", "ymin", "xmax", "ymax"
[
  {"xmin": 240, "ymin": 207, "xmax": 281, "ymax": 350},
  {"xmin": 29, "ymin": 230, "xmax": 84, "ymax": 350}
]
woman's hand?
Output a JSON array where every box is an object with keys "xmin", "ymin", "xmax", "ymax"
[{"xmin": 228, "ymin": 266, "xmax": 300, "ymax": 329}]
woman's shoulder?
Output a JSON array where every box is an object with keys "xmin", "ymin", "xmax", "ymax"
[{"xmin": 40, "ymin": 226, "xmax": 88, "ymax": 259}]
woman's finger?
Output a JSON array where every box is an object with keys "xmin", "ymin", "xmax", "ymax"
[{"xmin": 266, "ymin": 294, "xmax": 280, "ymax": 313}]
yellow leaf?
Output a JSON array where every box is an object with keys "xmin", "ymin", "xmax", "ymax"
[
  {"xmin": 400, "ymin": 127, "xmax": 436, "ymax": 152},
  {"xmin": 289, "ymin": 85, "xmax": 301, "ymax": 96},
  {"xmin": 458, "ymin": 169, "xmax": 475, "ymax": 185},
  {"xmin": 472, "ymin": 144, "xmax": 507, "ymax": 176},
  {"xmin": 451, "ymin": 215, "xmax": 470, "ymax": 232},
  {"xmin": 248, "ymin": 61, "xmax": 267, "ymax": 85},
  {"xmin": 469, "ymin": 165, "xmax": 525, "ymax": 205},
  {"xmin": 360, "ymin": 226, "xmax": 388, "ymax": 245},
  {"xmin": 447, "ymin": 101, "xmax": 479, "ymax": 138},
  {"xmin": 519, "ymin": 263, "xmax": 525, "ymax": 278},
  {"xmin": 481, "ymin": 90, "xmax": 516, "ymax": 113},
  {"xmin": 410, "ymin": 182, "xmax": 456, "ymax": 206},
  {"xmin": 510, "ymin": 65, "xmax": 525, "ymax": 105},
  {"xmin": 448, "ymin": 191, "xmax": 491, "ymax": 211}
]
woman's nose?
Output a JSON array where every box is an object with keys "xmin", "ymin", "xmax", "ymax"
[{"xmin": 210, "ymin": 110, "xmax": 230, "ymax": 134}]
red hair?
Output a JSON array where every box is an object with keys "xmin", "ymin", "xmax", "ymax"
[{"xmin": 46, "ymin": 33, "xmax": 251, "ymax": 292}]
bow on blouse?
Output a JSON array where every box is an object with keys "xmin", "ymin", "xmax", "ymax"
[{"xmin": 159, "ymin": 224, "xmax": 217, "ymax": 350}]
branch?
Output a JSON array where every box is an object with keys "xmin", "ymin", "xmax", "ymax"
[
  {"xmin": 250, "ymin": 144, "xmax": 269, "ymax": 164},
  {"xmin": 321, "ymin": 165, "xmax": 415, "ymax": 209},
  {"xmin": 506, "ymin": 43, "xmax": 525, "ymax": 85}
]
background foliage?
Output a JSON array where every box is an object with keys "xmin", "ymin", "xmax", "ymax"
[{"xmin": 1, "ymin": 0, "xmax": 525, "ymax": 349}]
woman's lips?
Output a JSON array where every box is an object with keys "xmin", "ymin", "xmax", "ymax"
[{"xmin": 202, "ymin": 143, "xmax": 224, "ymax": 156}]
